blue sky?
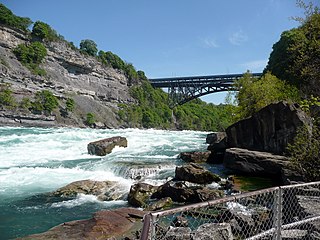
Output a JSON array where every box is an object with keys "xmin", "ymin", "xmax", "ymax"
[{"xmin": 1, "ymin": 0, "xmax": 317, "ymax": 104}]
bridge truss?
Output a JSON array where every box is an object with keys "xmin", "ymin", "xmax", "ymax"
[{"xmin": 149, "ymin": 73, "xmax": 262, "ymax": 107}]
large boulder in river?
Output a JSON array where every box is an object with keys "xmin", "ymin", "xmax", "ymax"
[
  {"xmin": 206, "ymin": 132, "xmax": 227, "ymax": 144},
  {"xmin": 175, "ymin": 163, "xmax": 221, "ymax": 184},
  {"xmin": 224, "ymin": 148, "xmax": 290, "ymax": 178},
  {"xmin": 179, "ymin": 151, "xmax": 211, "ymax": 163},
  {"xmin": 127, "ymin": 182, "xmax": 158, "ymax": 207},
  {"xmin": 152, "ymin": 181, "xmax": 224, "ymax": 203},
  {"xmin": 51, "ymin": 179, "xmax": 126, "ymax": 201},
  {"xmin": 226, "ymin": 101, "xmax": 311, "ymax": 155},
  {"xmin": 87, "ymin": 136, "xmax": 127, "ymax": 156},
  {"xmin": 20, "ymin": 208, "xmax": 145, "ymax": 240}
]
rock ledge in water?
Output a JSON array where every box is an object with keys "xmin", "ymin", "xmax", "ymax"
[{"xmin": 87, "ymin": 136, "xmax": 127, "ymax": 156}]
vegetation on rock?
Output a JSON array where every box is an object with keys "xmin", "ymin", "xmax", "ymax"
[
  {"xmin": 31, "ymin": 90, "xmax": 59, "ymax": 115},
  {"xmin": 86, "ymin": 112, "xmax": 96, "ymax": 126},
  {"xmin": 0, "ymin": 83, "xmax": 16, "ymax": 109},
  {"xmin": 31, "ymin": 21, "xmax": 59, "ymax": 42},
  {"xmin": 13, "ymin": 42, "xmax": 47, "ymax": 76},
  {"xmin": 0, "ymin": 4, "xmax": 32, "ymax": 32},
  {"xmin": 80, "ymin": 39, "xmax": 98, "ymax": 56}
]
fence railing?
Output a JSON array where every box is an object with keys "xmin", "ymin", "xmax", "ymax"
[{"xmin": 140, "ymin": 181, "xmax": 320, "ymax": 240}]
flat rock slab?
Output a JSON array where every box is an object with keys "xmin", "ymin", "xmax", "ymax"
[
  {"xmin": 19, "ymin": 208, "xmax": 145, "ymax": 240},
  {"xmin": 87, "ymin": 136, "xmax": 127, "ymax": 156}
]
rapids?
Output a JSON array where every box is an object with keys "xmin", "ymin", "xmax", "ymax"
[{"xmin": 0, "ymin": 126, "xmax": 224, "ymax": 239}]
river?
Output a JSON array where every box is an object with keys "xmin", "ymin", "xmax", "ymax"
[{"xmin": 0, "ymin": 126, "xmax": 228, "ymax": 239}]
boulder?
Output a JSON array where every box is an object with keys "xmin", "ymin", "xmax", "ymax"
[
  {"xmin": 164, "ymin": 227, "xmax": 192, "ymax": 240},
  {"xmin": 152, "ymin": 181, "xmax": 224, "ymax": 203},
  {"xmin": 226, "ymin": 101, "xmax": 311, "ymax": 155},
  {"xmin": 206, "ymin": 132, "xmax": 227, "ymax": 144},
  {"xmin": 207, "ymin": 137, "xmax": 228, "ymax": 164},
  {"xmin": 179, "ymin": 151, "xmax": 211, "ymax": 163},
  {"xmin": 127, "ymin": 182, "xmax": 158, "ymax": 207},
  {"xmin": 223, "ymin": 148, "xmax": 290, "ymax": 178},
  {"xmin": 144, "ymin": 197, "xmax": 173, "ymax": 211},
  {"xmin": 175, "ymin": 163, "xmax": 221, "ymax": 184},
  {"xmin": 51, "ymin": 179, "xmax": 125, "ymax": 201},
  {"xmin": 192, "ymin": 223, "xmax": 233, "ymax": 240},
  {"xmin": 19, "ymin": 208, "xmax": 144, "ymax": 240},
  {"xmin": 87, "ymin": 136, "xmax": 127, "ymax": 156}
]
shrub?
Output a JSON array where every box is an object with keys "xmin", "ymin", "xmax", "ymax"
[
  {"xmin": 65, "ymin": 98, "xmax": 75, "ymax": 112},
  {"xmin": 287, "ymin": 124, "xmax": 320, "ymax": 181},
  {"xmin": 13, "ymin": 42, "xmax": 47, "ymax": 75},
  {"xmin": 19, "ymin": 97, "xmax": 31, "ymax": 110},
  {"xmin": 80, "ymin": 39, "xmax": 98, "ymax": 56},
  {"xmin": 0, "ymin": 83, "xmax": 16, "ymax": 109},
  {"xmin": 32, "ymin": 90, "xmax": 58, "ymax": 115},
  {"xmin": 0, "ymin": 4, "xmax": 32, "ymax": 31},
  {"xmin": 86, "ymin": 112, "xmax": 96, "ymax": 126},
  {"xmin": 32, "ymin": 21, "xmax": 58, "ymax": 41}
]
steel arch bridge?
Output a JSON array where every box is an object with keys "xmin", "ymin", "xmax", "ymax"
[{"xmin": 149, "ymin": 73, "xmax": 262, "ymax": 107}]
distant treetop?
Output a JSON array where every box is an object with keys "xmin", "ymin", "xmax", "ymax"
[{"xmin": 0, "ymin": 3, "xmax": 32, "ymax": 31}]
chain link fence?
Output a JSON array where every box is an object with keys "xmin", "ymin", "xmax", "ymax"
[{"xmin": 140, "ymin": 181, "xmax": 320, "ymax": 240}]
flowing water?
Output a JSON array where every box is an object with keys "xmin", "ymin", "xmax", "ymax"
[{"xmin": 0, "ymin": 126, "xmax": 226, "ymax": 239}]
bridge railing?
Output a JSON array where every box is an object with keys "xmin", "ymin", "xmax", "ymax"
[{"xmin": 140, "ymin": 181, "xmax": 320, "ymax": 240}]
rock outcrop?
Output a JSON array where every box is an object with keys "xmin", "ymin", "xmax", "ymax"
[
  {"xmin": 179, "ymin": 151, "xmax": 211, "ymax": 163},
  {"xmin": 87, "ymin": 136, "xmax": 127, "ymax": 156},
  {"xmin": 175, "ymin": 163, "xmax": 221, "ymax": 184},
  {"xmin": 0, "ymin": 25, "xmax": 135, "ymax": 128},
  {"xmin": 226, "ymin": 101, "xmax": 311, "ymax": 155},
  {"xmin": 51, "ymin": 179, "xmax": 126, "ymax": 201},
  {"xmin": 127, "ymin": 182, "xmax": 158, "ymax": 208},
  {"xmin": 223, "ymin": 148, "xmax": 290, "ymax": 178},
  {"xmin": 19, "ymin": 208, "xmax": 145, "ymax": 240}
]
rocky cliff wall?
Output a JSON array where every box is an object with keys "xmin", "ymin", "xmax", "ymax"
[{"xmin": 0, "ymin": 25, "xmax": 134, "ymax": 128}]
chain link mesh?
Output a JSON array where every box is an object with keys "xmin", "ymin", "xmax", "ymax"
[{"xmin": 140, "ymin": 181, "xmax": 320, "ymax": 240}]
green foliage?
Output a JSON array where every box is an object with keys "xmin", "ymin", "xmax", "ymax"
[
  {"xmin": 287, "ymin": 124, "xmax": 320, "ymax": 181},
  {"xmin": 19, "ymin": 97, "xmax": 31, "ymax": 110},
  {"xmin": 118, "ymin": 81, "xmax": 234, "ymax": 131},
  {"xmin": 32, "ymin": 90, "xmax": 58, "ymax": 115},
  {"xmin": 231, "ymin": 72, "xmax": 300, "ymax": 120},
  {"xmin": 13, "ymin": 42, "xmax": 47, "ymax": 75},
  {"xmin": 65, "ymin": 98, "xmax": 75, "ymax": 112},
  {"xmin": 299, "ymin": 95, "xmax": 320, "ymax": 113},
  {"xmin": 0, "ymin": 4, "xmax": 32, "ymax": 31},
  {"xmin": 32, "ymin": 21, "xmax": 59, "ymax": 41},
  {"xmin": 265, "ymin": 8, "xmax": 320, "ymax": 97},
  {"xmin": 0, "ymin": 83, "xmax": 16, "ymax": 109},
  {"xmin": 80, "ymin": 39, "xmax": 98, "ymax": 56},
  {"xmin": 86, "ymin": 112, "xmax": 96, "ymax": 126}
]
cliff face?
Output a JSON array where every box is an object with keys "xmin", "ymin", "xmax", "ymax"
[{"xmin": 0, "ymin": 25, "xmax": 134, "ymax": 128}]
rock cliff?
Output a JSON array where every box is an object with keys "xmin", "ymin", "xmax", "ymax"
[{"xmin": 0, "ymin": 25, "xmax": 135, "ymax": 128}]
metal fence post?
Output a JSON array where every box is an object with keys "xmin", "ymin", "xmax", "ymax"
[{"xmin": 275, "ymin": 187, "xmax": 283, "ymax": 240}]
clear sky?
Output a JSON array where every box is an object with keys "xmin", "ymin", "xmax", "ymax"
[{"xmin": 1, "ymin": 0, "xmax": 317, "ymax": 104}]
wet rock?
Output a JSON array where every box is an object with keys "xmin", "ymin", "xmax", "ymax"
[
  {"xmin": 152, "ymin": 181, "xmax": 224, "ymax": 203},
  {"xmin": 192, "ymin": 223, "xmax": 233, "ymax": 240},
  {"xmin": 206, "ymin": 132, "xmax": 227, "ymax": 144},
  {"xmin": 223, "ymin": 148, "xmax": 290, "ymax": 178},
  {"xmin": 51, "ymin": 179, "xmax": 126, "ymax": 201},
  {"xmin": 179, "ymin": 151, "xmax": 211, "ymax": 163},
  {"xmin": 144, "ymin": 197, "xmax": 173, "ymax": 211},
  {"xmin": 172, "ymin": 216, "xmax": 189, "ymax": 227},
  {"xmin": 87, "ymin": 136, "xmax": 127, "ymax": 156},
  {"xmin": 164, "ymin": 227, "xmax": 192, "ymax": 240},
  {"xmin": 175, "ymin": 163, "xmax": 221, "ymax": 184},
  {"xmin": 207, "ymin": 137, "xmax": 228, "ymax": 164},
  {"xmin": 127, "ymin": 183, "xmax": 158, "ymax": 207},
  {"xmin": 19, "ymin": 208, "xmax": 144, "ymax": 240}
]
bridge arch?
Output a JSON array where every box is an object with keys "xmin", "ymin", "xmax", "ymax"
[{"xmin": 149, "ymin": 73, "xmax": 262, "ymax": 107}]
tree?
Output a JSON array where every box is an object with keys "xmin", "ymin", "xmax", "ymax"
[
  {"xmin": 86, "ymin": 112, "xmax": 95, "ymax": 126},
  {"xmin": 65, "ymin": 98, "xmax": 75, "ymax": 112},
  {"xmin": 80, "ymin": 39, "xmax": 98, "ymax": 56},
  {"xmin": 32, "ymin": 21, "xmax": 58, "ymax": 41},
  {"xmin": 287, "ymin": 124, "xmax": 320, "ymax": 181},
  {"xmin": 265, "ymin": 3, "xmax": 320, "ymax": 97},
  {"xmin": 32, "ymin": 90, "xmax": 58, "ymax": 115},
  {"xmin": 0, "ymin": 83, "xmax": 16, "ymax": 109},
  {"xmin": 0, "ymin": 4, "xmax": 32, "ymax": 31},
  {"xmin": 232, "ymin": 72, "xmax": 300, "ymax": 120}
]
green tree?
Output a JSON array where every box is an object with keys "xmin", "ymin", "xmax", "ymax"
[
  {"xmin": 0, "ymin": 4, "xmax": 32, "ymax": 31},
  {"xmin": 32, "ymin": 21, "xmax": 58, "ymax": 41},
  {"xmin": 32, "ymin": 90, "xmax": 58, "ymax": 115},
  {"xmin": 0, "ymin": 83, "xmax": 16, "ymax": 109},
  {"xmin": 65, "ymin": 98, "xmax": 75, "ymax": 112},
  {"xmin": 232, "ymin": 72, "xmax": 300, "ymax": 120},
  {"xmin": 80, "ymin": 39, "xmax": 98, "ymax": 56},
  {"xmin": 86, "ymin": 112, "xmax": 95, "ymax": 126},
  {"xmin": 265, "ymin": 4, "xmax": 320, "ymax": 97},
  {"xmin": 287, "ymin": 124, "xmax": 320, "ymax": 181}
]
